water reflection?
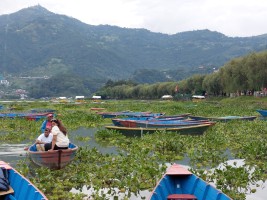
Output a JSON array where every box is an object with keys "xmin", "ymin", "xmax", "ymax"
[
  {"xmin": 0, "ymin": 143, "xmax": 28, "ymax": 166},
  {"xmin": 72, "ymin": 127, "xmax": 118, "ymax": 154}
]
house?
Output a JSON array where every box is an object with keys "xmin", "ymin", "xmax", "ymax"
[
  {"xmin": 75, "ymin": 96, "xmax": 85, "ymax": 100},
  {"xmin": 192, "ymin": 95, "xmax": 205, "ymax": 102},
  {"xmin": 75, "ymin": 96, "xmax": 85, "ymax": 103},
  {"xmin": 92, "ymin": 95, "xmax": 101, "ymax": 100},
  {"xmin": 92, "ymin": 95, "xmax": 102, "ymax": 102}
]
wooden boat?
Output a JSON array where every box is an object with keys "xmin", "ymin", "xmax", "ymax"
[
  {"xmin": 149, "ymin": 164, "xmax": 231, "ymax": 200},
  {"xmin": 90, "ymin": 107, "xmax": 105, "ymax": 111},
  {"xmin": 0, "ymin": 161, "xmax": 48, "ymax": 200},
  {"xmin": 105, "ymin": 123, "xmax": 214, "ymax": 137},
  {"xmin": 256, "ymin": 109, "xmax": 267, "ymax": 117},
  {"xmin": 134, "ymin": 119, "xmax": 212, "ymax": 128},
  {"xmin": 30, "ymin": 109, "xmax": 56, "ymax": 113},
  {"xmin": 112, "ymin": 117, "xmax": 153, "ymax": 127},
  {"xmin": 155, "ymin": 113, "xmax": 191, "ymax": 119},
  {"xmin": 112, "ymin": 113, "xmax": 191, "ymax": 127},
  {"xmin": 0, "ymin": 112, "xmax": 53, "ymax": 121},
  {"xmin": 28, "ymin": 143, "xmax": 78, "ymax": 169},
  {"xmin": 97, "ymin": 111, "xmax": 164, "ymax": 118},
  {"xmin": 188, "ymin": 115, "xmax": 257, "ymax": 122}
]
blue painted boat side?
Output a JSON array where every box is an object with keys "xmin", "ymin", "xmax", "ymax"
[
  {"xmin": 189, "ymin": 115, "xmax": 257, "ymax": 122},
  {"xmin": 99, "ymin": 111, "xmax": 164, "ymax": 118},
  {"xmin": 0, "ymin": 161, "xmax": 47, "ymax": 200},
  {"xmin": 149, "ymin": 165, "xmax": 231, "ymax": 200},
  {"xmin": 135, "ymin": 120, "xmax": 208, "ymax": 128},
  {"xmin": 256, "ymin": 109, "xmax": 267, "ymax": 117}
]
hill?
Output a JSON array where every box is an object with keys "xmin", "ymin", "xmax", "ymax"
[{"xmin": 0, "ymin": 5, "xmax": 267, "ymax": 97}]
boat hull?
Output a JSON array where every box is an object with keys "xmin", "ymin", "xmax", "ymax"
[
  {"xmin": 98, "ymin": 111, "xmax": 164, "ymax": 118},
  {"xmin": 105, "ymin": 123, "xmax": 214, "ymax": 137},
  {"xmin": 149, "ymin": 164, "xmax": 231, "ymax": 200},
  {"xmin": 189, "ymin": 115, "xmax": 257, "ymax": 122},
  {"xmin": 112, "ymin": 113, "xmax": 191, "ymax": 127},
  {"xmin": 134, "ymin": 120, "xmax": 211, "ymax": 128},
  {"xmin": 0, "ymin": 161, "xmax": 48, "ymax": 200},
  {"xmin": 256, "ymin": 109, "xmax": 267, "ymax": 117},
  {"xmin": 28, "ymin": 143, "xmax": 78, "ymax": 169}
]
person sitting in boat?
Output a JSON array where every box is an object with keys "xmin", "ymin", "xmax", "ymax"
[
  {"xmin": 44, "ymin": 119, "xmax": 69, "ymax": 151},
  {"xmin": 40, "ymin": 113, "xmax": 53, "ymax": 133},
  {"xmin": 35, "ymin": 128, "xmax": 53, "ymax": 151}
]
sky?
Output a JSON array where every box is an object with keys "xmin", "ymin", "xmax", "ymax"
[{"xmin": 0, "ymin": 0, "xmax": 267, "ymax": 37}]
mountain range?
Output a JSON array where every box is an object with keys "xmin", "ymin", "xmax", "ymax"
[{"xmin": 0, "ymin": 5, "xmax": 267, "ymax": 97}]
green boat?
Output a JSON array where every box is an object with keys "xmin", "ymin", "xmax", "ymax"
[{"xmin": 105, "ymin": 123, "xmax": 215, "ymax": 137}]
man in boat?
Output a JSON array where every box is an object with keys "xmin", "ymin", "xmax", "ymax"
[
  {"xmin": 35, "ymin": 128, "xmax": 53, "ymax": 151},
  {"xmin": 40, "ymin": 113, "xmax": 53, "ymax": 133}
]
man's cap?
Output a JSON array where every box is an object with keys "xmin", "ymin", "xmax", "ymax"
[{"xmin": 47, "ymin": 114, "xmax": 53, "ymax": 117}]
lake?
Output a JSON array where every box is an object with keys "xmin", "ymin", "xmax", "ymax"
[{"xmin": 0, "ymin": 127, "xmax": 266, "ymax": 200}]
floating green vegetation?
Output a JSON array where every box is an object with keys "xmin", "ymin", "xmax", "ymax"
[{"xmin": 1, "ymin": 98, "xmax": 267, "ymax": 199}]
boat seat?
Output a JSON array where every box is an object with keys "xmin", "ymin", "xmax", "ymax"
[{"xmin": 167, "ymin": 194, "xmax": 197, "ymax": 200}]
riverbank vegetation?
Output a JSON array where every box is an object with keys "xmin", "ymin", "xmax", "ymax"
[
  {"xmin": 0, "ymin": 97, "xmax": 267, "ymax": 199},
  {"xmin": 97, "ymin": 51, "xmax": 267, "ymax": 99}
]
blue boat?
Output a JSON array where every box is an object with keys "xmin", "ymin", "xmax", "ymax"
[
  {"xmin": 97, "ymin": 111, "xmax": 164, "ymax": 118},
  {"xmin": 149, "ymin": 164, "xmax": 231, "ymax": 200},
  {"xmin": 134, "ymin": 119, "xmax": 212, "ymax": 128},
  {"xmin": 256, "ymin": 109, "xmax": 267, "ymax": 117},
  {"xmin": 0, "ymin": 161, "xmax": 47, "ymax": 200},
  {"xmin": 0, "ymin": 112, "xmax": 53, "ymax": 121},
  {"xmin": 112, "ymin": 113, "xmax": 191, "ymax": 127},
  {"xmin": 189, "ymin": 115, "xmax": 257, "ymax": 122}
]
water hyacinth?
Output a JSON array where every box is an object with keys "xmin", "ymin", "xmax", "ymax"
[{"xmin": 0, "ymin": 97, "xmax": 266, "ymax": 199}]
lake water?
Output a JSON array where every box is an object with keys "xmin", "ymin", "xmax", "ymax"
[{"xmin": 0, "ymin": 127, "xmax": 266, "ymax": 200}]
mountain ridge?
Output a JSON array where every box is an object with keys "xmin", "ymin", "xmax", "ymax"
[{"xmin": 0, "ymin": 5, "xmax": 267, "ymax": 97}]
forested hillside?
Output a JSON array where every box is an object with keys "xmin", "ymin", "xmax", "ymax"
[
  {"xmin": 0, "ymin": 5, "xmax": 267, "ymax": 98},
  {"xmin": 97, "ymin": 51, "xmax": 267, "ymax": 99}
]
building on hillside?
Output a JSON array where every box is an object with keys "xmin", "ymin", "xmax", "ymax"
[{"xmin": 0, "ymin": 74, "xmax": 9, "ymax": 86}]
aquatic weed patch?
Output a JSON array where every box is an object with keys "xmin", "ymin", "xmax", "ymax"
[{"xmin": 4, "ymin": 98, "xmax": 267, "ymax": 199}]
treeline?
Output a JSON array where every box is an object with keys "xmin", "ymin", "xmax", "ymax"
[{"xmin": 97, "ymin": 51, "xmax": 267, "ymax": 99}]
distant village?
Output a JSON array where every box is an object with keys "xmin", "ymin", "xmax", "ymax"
[
  {"xmin": 0, "ymin": 74, "xmax": 102, "ymax": 101},
  {"xmin": 0, "ymin": 75, "xmax": 47, "ymax": 99}
]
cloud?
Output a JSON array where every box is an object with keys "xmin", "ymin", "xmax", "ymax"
[{"xmin": 1, "ymin": 0, "xmax": 267, "ymax": 37}]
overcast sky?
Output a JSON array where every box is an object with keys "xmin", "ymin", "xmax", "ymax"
[{"xmin": 1, "ymin": 0, "xmax": 267, "ymax": 37}]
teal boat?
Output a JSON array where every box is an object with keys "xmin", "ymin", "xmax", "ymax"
[
  {"xmin": 256, "ymin": 109, "xmax": 267, "ymax": 117},
  {"xmin": 0, "ymin": 161, "xmax": 47, "ymax": 200},
  {"xmin": 188, "ymin": 115, "xmax": 257, "ymax": 122},
  {"xmin": 149, "ymin": 164, "xmax": 231, "ymax": 200}
]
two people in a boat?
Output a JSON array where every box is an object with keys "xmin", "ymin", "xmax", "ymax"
[
  {"xmin": 37, "ymin": 114, "xmax": 69, "ymax": 151},
  {"xmin": 44, "ymin": 118, "xmax": 69, "ymax": 151}
]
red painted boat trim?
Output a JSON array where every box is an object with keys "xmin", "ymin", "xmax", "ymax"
[{"xmin": 166, "ymin": 163, "xmax": 192, "ymax": 175}]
